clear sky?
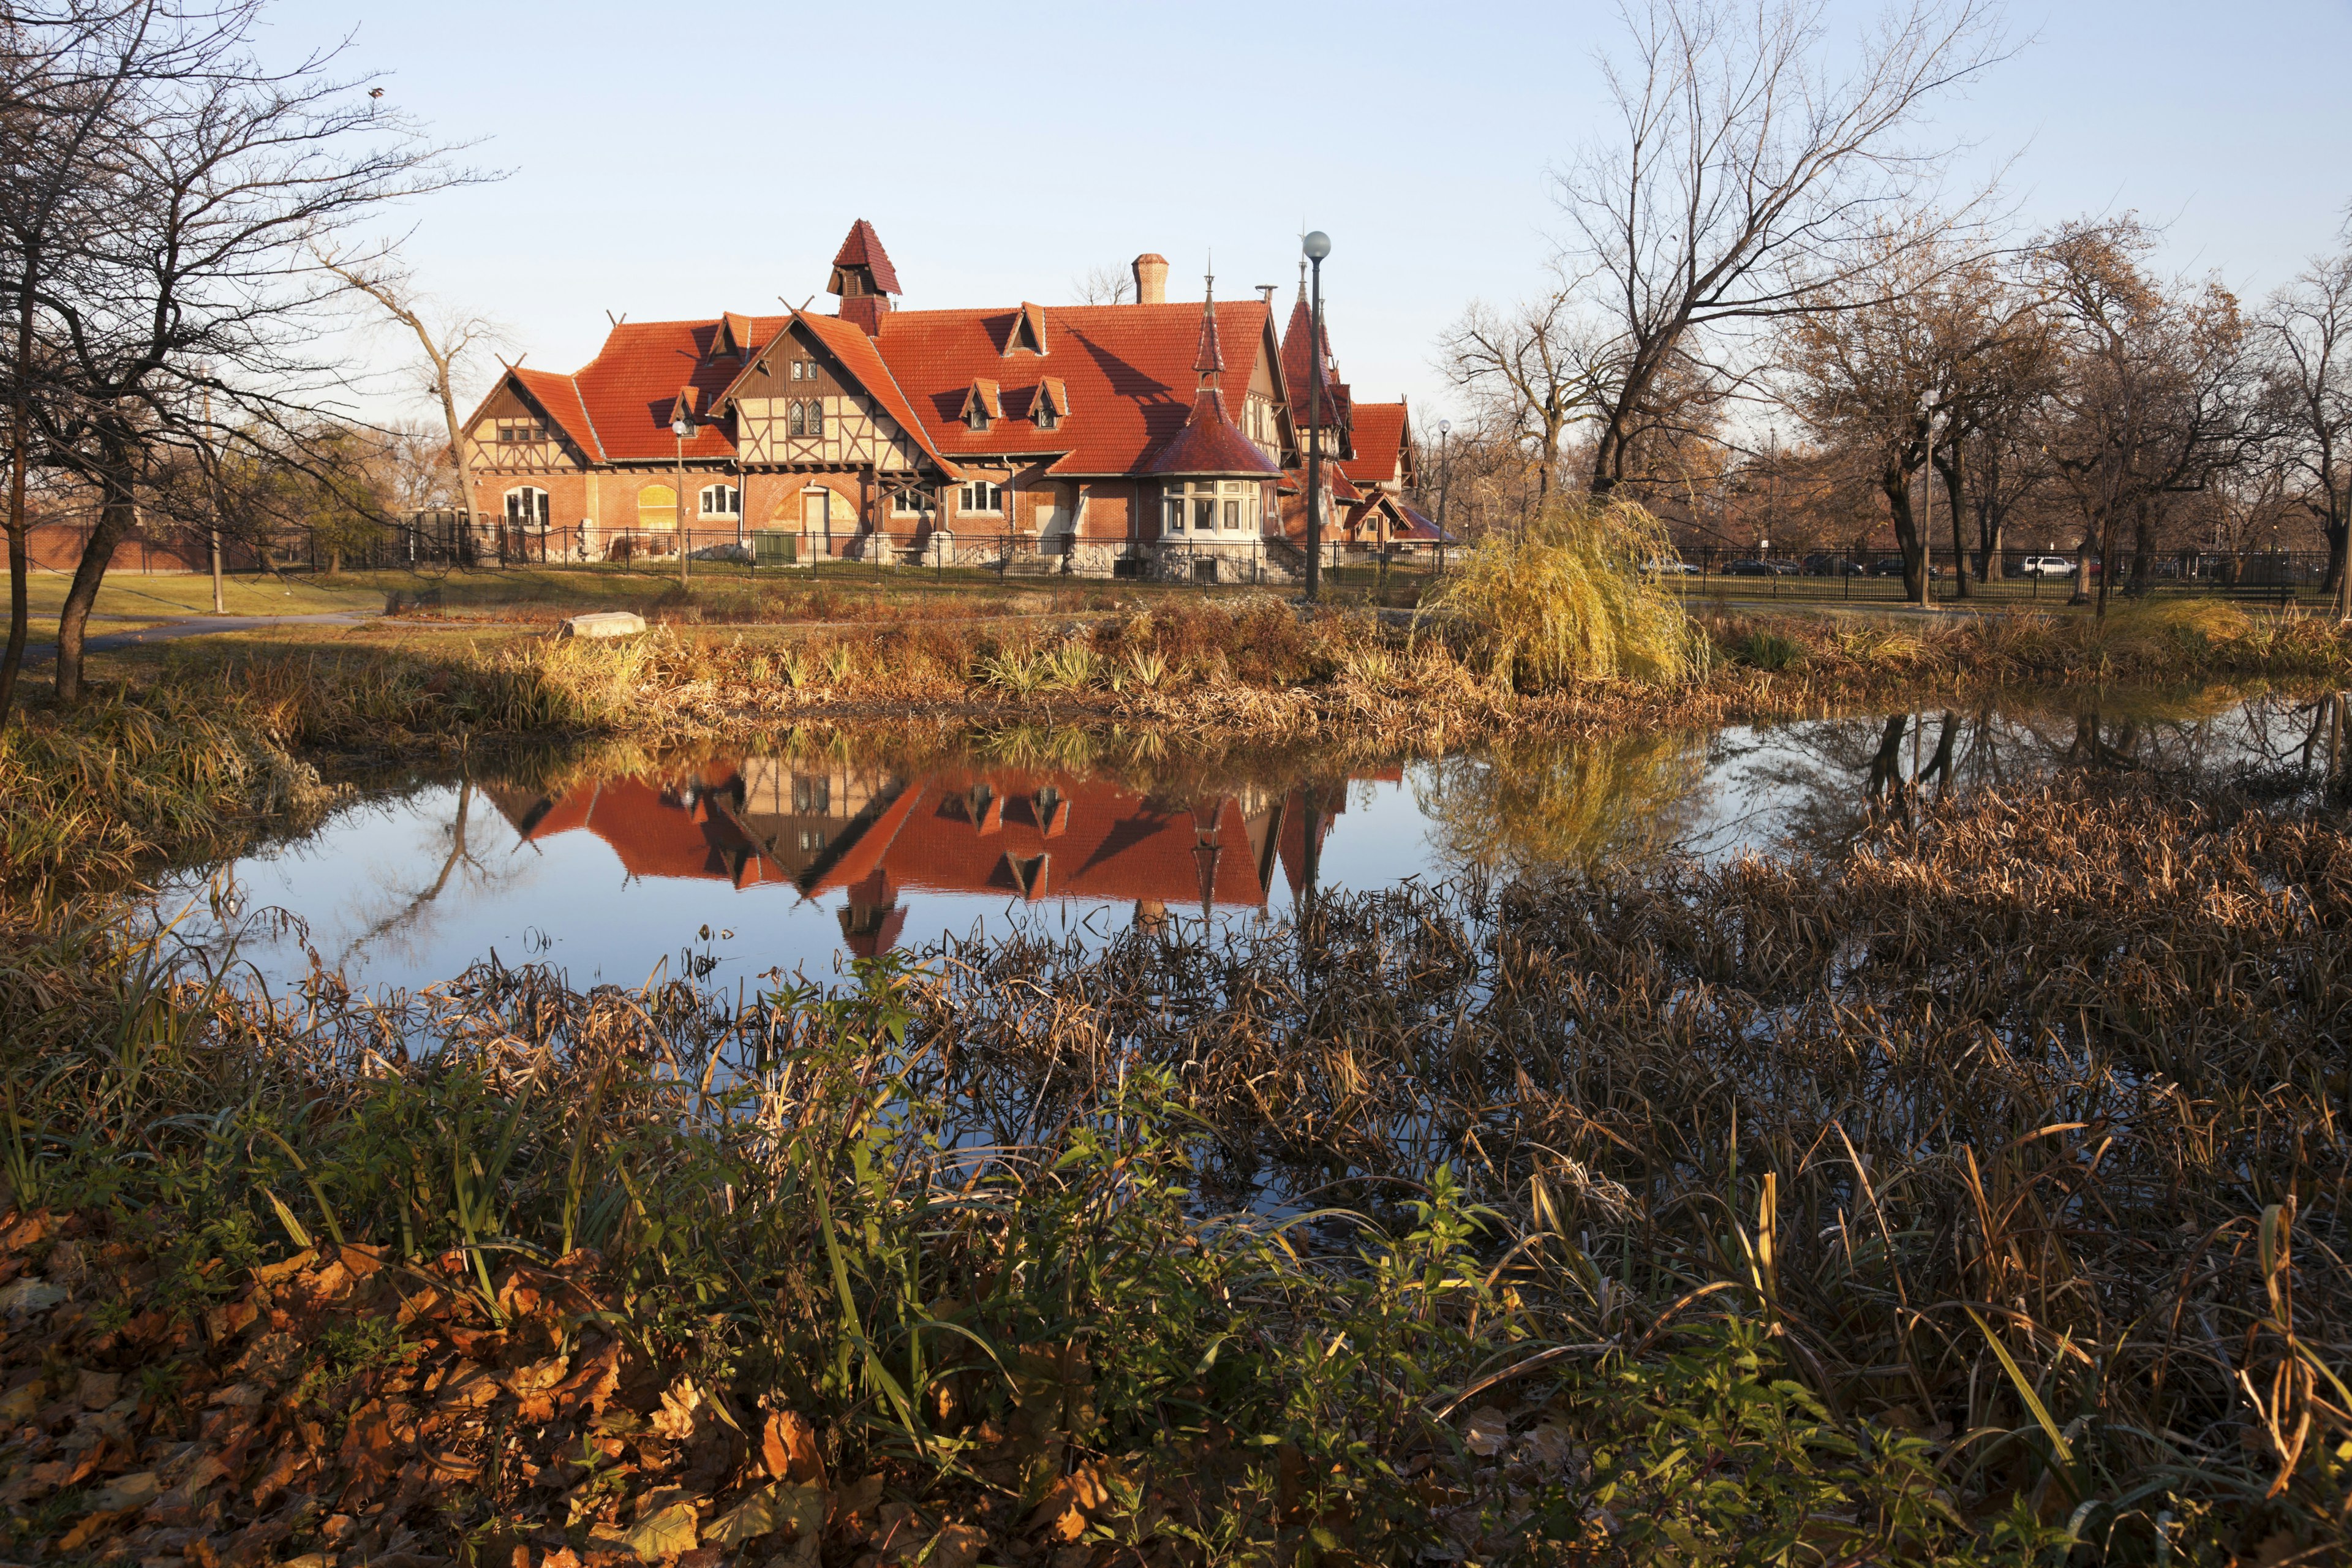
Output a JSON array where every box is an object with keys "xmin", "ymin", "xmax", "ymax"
[{"xmin": 271, "ymin": 0, "xmax": 2352, "ymax": 429}]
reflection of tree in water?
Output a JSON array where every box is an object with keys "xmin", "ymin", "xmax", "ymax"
[
  {"xmin": 1412, "ymin": 731, "xmax": 1709, "ymax": 878},
  {"xmin": 304, "ymin": 773, "xmax": 538, "ymax": 974},
  {"xmin": 1747, "ymin": 690, "xmax": 2344, "ymax": 854}
]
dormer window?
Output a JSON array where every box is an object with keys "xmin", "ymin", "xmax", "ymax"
[
  {"xmin": 1005, "ymin": 302, "xmax": 1049, "ymax": 356},
  {"xmin": 496, "ymin": 420, "xmax": 549, "ymax": 445},
  {"xmin": 1032, "ymin": 377, "xmax": 1069, "ymax": 432},
  {"xmin": 962, "ymin": 379, "xmax": 1002, "ymax": 432}
]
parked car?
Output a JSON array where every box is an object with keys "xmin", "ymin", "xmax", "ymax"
[
  {"xmin": 2016, "ymin": 556, "xmax": 2076, "ymax": 578},
  {"xmin": 1803, "ymin": 554, "xmax": 1866, "ymax": 576},
  {"xmin": 1721, "ymin": 559, "xmax": 1774, "ymax": 576},
  {"xmin": 1766, "ymin": 559, "xmax": 1803, "ymax": 574},
  {"xmin": 1869, "ymin": 557, "xmax": 1908, "ymax": 576},
  {"xmin": 1642, "ymin": 558, "xmax": 1701, "ymax": 575}
]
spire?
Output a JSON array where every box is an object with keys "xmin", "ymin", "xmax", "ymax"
[{"xmin": 1194, "ymin": 267, "xmax": 1224, "ymax": 380}]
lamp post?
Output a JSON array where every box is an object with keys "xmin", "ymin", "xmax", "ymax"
[
  {"xmin": 672, "ymin": 415, "xmax": 693, "ymax": 588},
  {"xmin": 1436, "ymin": 418, "xmax": 1451, "ymax": 579},
  {"xmin": 1302, "ymin": 230, "xmax": 1330, "ymax": 603}
]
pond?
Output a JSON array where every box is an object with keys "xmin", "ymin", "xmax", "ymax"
[{"xmin": 154, "ymin": 688, "xmax": 2347, "ymax": 999}]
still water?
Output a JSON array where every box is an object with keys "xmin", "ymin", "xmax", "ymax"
[{"xmin": 155, "ymin": 690, "xmax": 2345, "ymax": 998}]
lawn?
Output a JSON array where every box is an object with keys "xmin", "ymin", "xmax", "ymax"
[{"xmin": 10, "ymin": 563, "xmax": 379, "ymax": 644}]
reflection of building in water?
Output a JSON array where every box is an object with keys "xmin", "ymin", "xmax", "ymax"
[
  {"xmin": 483, "ymin": 760, "xmax": 1385, "ymax": 957},
  {"xmin": 482, "ymin": 759, "xmax": 887, "ymax": 889}
]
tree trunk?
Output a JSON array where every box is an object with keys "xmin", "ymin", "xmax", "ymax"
[
  {"xmin": 1936, "ymin": 450, "xmax": 1970, "ymax": 600},
  {"xmin": 54, "ymin": 448, "xmax": 138, "ymax": 704},
  {"xmin": 1881, "ymin": 461, "xmax": 1928, "ymax": 605},
  {"xmin": 2130, "ymin": 502, "xmax": 2157, "ymax": 591},
  {"xmin": 1, "ymin": 255, "xmax": 37, "ymax": 723}
]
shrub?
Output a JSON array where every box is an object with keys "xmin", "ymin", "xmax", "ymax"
[{"xmin": 1418, "ymin": 496, "xmax": 1694, "ymax": 689}]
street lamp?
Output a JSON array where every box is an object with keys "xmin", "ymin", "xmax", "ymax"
[
  {"xmin": 1436, "ymin": 419, "xmax": 1452, "ymax": 578},
  {"xmin": 1302, "ymin": 230, "xmax": 1330, "ymax": 603},
  {"xmin": 672, "ymin": 414, "xmax": 693, "ymax": 588}
]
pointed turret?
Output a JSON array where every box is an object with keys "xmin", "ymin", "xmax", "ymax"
[{"xmin": 1150, "ymin": 279, "xmax": 1280, "ymax": 478}]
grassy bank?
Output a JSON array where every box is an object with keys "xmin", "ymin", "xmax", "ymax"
[
  {"xmin": 127, "ymin": 595, "xmax": 2352, "ymax": 745},
  {"xmin": 0, "ymin": 767, "xmax": 2345, "ymax": 1564}
]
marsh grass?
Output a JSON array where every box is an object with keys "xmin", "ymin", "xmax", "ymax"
[{"xmin": 1, "ymin": 756, "xmax": 2345, "ymax": 1561}]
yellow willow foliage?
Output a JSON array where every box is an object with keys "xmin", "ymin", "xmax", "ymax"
[{"xmin": 1418, "ymin": 496, "xmax": 1694, "ymax": 688}]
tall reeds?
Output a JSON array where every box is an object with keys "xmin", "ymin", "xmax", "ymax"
[{"xmin": 0, "ymin": 766, "xmax": 2342, "ymax": 1560}]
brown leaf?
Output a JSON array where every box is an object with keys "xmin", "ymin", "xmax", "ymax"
[
  {"xmin": 829, "ymin": 1474, "xmax": 883, "ymax": 1543},
  {"xmin": 251, "ymin": 1250, "xmax": 316, "ymax": 1285},
  {"xmin": 57, "ymin": 1506, "xmax": 132, "ymax": 1552},
  {"xmin": 921, "ymin": 1522, "xmax": 989, "ymax": 1568},
  {"xmin": 706, "ymin": 1480, "xmax": 825, "ymax": 1547},
  {"xmin": 337, "ymin": 1400, "xmax": 408, "ymax": 1502},
  {"xmin": 539, "ymin": 1551, "xmax": 582, "ymax": 1568},
  {"xmin": 648, "ymin": 1378, "xmax": 701, "ymax": 1441},
  {"xmin": 554, "ymin": 1339, "xmax": 622, "ymax": 1418},
  {"xmin": 75, "ymin": 1368, "xmax": 121, "ymax": 1409},
  {"xmin": 760, "ymin": 1409, "xmax": 823, "ymax": 1486},
  {"xmin": 203, "ymin": 1297, "xmax": 259, "ymax": 1343},
  {"xmin": 246, "ymin": 1448, "xmax": 304, "ymax": 1510}
]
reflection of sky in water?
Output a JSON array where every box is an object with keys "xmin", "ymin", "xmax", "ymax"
[{"xmin": 153, "ymin": 693, "xmax": 2333, "ymax": 1000}]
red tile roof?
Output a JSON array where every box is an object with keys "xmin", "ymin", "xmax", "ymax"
[
  {"xmin": 510, "ymin": 368, "xmax": 606, "ymax": 462},
  {"xmin": 832, "ymin": 219, "xmax": 901, "ymax": 295},
  {"xmin": 1149, "ymin": 388, "xmax": 1282, "ymax": 477},
  {"xmin": 1340, "ymin": 401, "xmax": 1411, "ymax": 488},
  {"xmin": 486, "ymin": 288, "xmax": 1287, "ymax": 480},
  {"xmin": 865, "ymin": 300, "xmax": 1276, "ymax": 475},
  {"xmin": 524, "ymin": 317, "xmax": 782, "ymax": 464}
]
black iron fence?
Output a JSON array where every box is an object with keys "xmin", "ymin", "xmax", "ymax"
[{"xmin": 1650, "ymin": 546, "xmax": 2340, "ymax": 606}]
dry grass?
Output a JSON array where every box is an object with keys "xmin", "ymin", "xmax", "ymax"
[{"xmin": 0, "ymin": 764, "xmax": 2344, "ymax": 1561}]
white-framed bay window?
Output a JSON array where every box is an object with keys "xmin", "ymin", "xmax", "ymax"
[{"xmin": 1161, "ymin": 480, "xmax": 1256, "ymax": 533}]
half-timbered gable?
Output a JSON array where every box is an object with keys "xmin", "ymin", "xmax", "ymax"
[{"xmin": 722, "ymin": 317, "xmax": 930, "ymax": 473}]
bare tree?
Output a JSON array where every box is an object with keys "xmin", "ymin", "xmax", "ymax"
[
  {"xmin": 1436, "ymin": 275, "xmax": 1604, "ymax": 513},
  {"xmin": 0, "ymin": 0, "xmax": 211, "ymax": 718},
  {"xmin": 17, "ymin": 4, "xmax": 478, "ymax": 703},
  {"xmin": 1781, "ymin": 229, "xmax": 2030, "ymax": 602},
  {"xmin": 1556, "ymin": 0, "xmax": 2008, "ymax": 497},
  {"xmin": 1071, "ymin": 263, "xmax": 1133, "ymax": 306},
  {"xmin": 315, "ymin": 247, "xmax": 498, "ymax": 545},
  {"xmin": 2259, "ymin": 246, "xmax": 2352, "ymax": 617},
  {"xmin": 2035, "ymin": 218, "xmax": 2260, "ymax": 615}
]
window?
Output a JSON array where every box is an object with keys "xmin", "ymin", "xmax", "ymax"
[
  {"xmin": 805, "ymin": 399, "xmax": 823, "ymax": 438},
  {"xmin": 496, "ymin": 420, "xmax": 548, "ymax": 445},
  {"xmin": 891, "ymin": 488, "xmax": 929, "ymax": 516},
  {"xmin": 965, "ymin": 404, "xmax": 990, "ymax": 432},
  {"xmin": 793, "ymin": 775, "xmax": 831, "ymax": 814},
  {"xmin": 787, "ymin": 400, "xmax": 824, "ymax": 438},
  {"xmin": 504, "ymin": 486, "xmax": 549, "ymax": 526},
  {"xmin": 797, "ymin": 828, "xmax": 827, "ymax": 853},
  {"xmin": 699, "ymin": 484, "xmax": 740, "ymax": 518},
  {"xmin": 1224, "ymin": 499, "xmax": 1240, "ymax": 530},
  {"xmin": 1035, "ymin": 403, "xmax": 1058, "ymax": 432},
  {"xmin": 1163, "ymin": 493, "xmax": 1185, "ymax": 532},
  {"xmin": 1193, "ymin": 495, "xmax": 1215, "ymax": 532},
  {"xmin": 960, "ymin": 481, "xmax": 1003, "ymax": 514},
  {"xmin": 788, "ymin": 402, "xmax": 805, "ymax": 437},
  {"xmin": 789, "ymin": 360, "xmax": 805, "ymax": 381},
  {"xmin": 636, "ymin": 483, "xmax": 677, "ymax": 531}
]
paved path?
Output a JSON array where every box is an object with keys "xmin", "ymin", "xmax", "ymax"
[{"xmin": 23, "ymin": 611, "xmax": 373, "ymax": 662}]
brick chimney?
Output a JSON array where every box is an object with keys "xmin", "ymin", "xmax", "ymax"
[{"xmin": 1133, "ymin": 253, "xmax": 1168, "ymax": 306}]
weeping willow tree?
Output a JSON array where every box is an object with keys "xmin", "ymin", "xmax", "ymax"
[{"xmin": 1417, "ymin": 496, "xmax": 1695, "ymax": 688}]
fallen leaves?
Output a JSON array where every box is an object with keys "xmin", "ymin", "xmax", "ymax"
[{"xmin": 0, "ymin": 1207, "xmax": 1196, "ymax": 1567}]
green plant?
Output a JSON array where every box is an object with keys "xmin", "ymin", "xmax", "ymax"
[{"xmin": 1417, "ymin": 496, "xmax": 1694, "ymax": 689}]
